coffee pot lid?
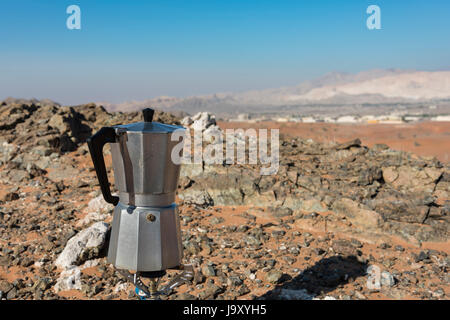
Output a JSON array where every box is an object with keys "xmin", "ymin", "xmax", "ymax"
[{"xmin": 114, "ymin": 108, "xmax": 184, "ymax": 134}]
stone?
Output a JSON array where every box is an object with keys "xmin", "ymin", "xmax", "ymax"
[
  {"xmin": 227, "ymin": 276, "xmax": 243, "ymax": 287},
  {"xmin": 86, "ymin": 195, "xmax": 112, "ymax": 214},
  {"xmin": 415, "ymin": 251, "xmax": 430, "ymax": 262},
  {"xmin": 6, "ymin": 287, "xmax": 17, "ymax": 300},
  {"xmin": 202, "ymin": 265, "xmax": 216, "ymax": 277},
  {"xmin": 332, "ymin": 198, "xmax": 383, "ymax": 229},
  {"xmin": 32, "ymin": 278, "xmax": 52, "ymax": 292},
  {"xmin": 335, "ymin": 138, "xmax": 361, "ymax": 150},
  {"xmin": 48, "ymin": 114, "xmax": 68, "ymax": 133},
  {"xmin": 368, "ymin": 191, "xmax": 432, "ymax": 223},
  {"xmin": 1, "ymin": 192, "xmax": 19, "ymax": 202},
  {"xmin": 277, "ymin": 289, "xmax": 314, "ymax": 300},
  {"xmin": 198, "ymin": 284, "xmax": 222, "ymax": 300},
  {"xmin": 187, "ymin": 112, "xmax": 217, "ymax": 132},
  {"xmin": 269, "ymin": 207, "xmax": 293, "ymax": 217},
  {"xmin": 53, "ymin": 267, "xmax": 82, "ymax": 292},
  {"xmin": 55, "ymin": 222, "xmax": 109, "ymax": 269},
  {"xmin": 366, "ymin": 265, "xmax": 381, "ymax": 291},
  {"xmin": 382, "ymin": 166, "xmax": 442, "ymax": 193},
  {"xmin": 210, "ymin": 217, "xmax": 224, "ymax": 225},
  {"xmin": 176, "ymin": 292, "xmax": 196, "ymax": 300},
  {"xmin": 179, "ymin": 190, "xmax": 214, "ymax": 207},
  {"xmin": 380, "ymin": 271, "xmax": 395, "ymax": 287},
  {"xmin": 266, "ymin": 270, "xmax": 283, "ymax": 284},
  {"xmin": 0, "ymin": 280, "xmax": 13, "ymax": 293}
]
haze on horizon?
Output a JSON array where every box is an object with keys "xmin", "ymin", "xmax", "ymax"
[{"xmin": 0, "ymin": 0, "xmax": 449, "ymax": 105}]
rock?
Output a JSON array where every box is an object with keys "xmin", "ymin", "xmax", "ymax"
[
  {"xmin": 382, "ymin": 166, "xmax": 442, "ymax": 193},
  {"xmin": 368, "ymin": 190, "xmax": 432, "ymax": 223},
  {"xmin": 191, "ymin": 112, "xmax": 217, "ymax": 132},
  {"xmin": 354, "ymin": 291, "xmax": 367, "ymax": 300},
  {"xmin": 55, "ymin": 222, "xmax": 109, "ymax": 269},
  {"xmin": 53, "ymin": 267, "xmax": 82, "ymax": 292},
  {"xmin": 299, "ymin": 198, "xmax": 327, "ymax": 213},
  {"xmin": 332, "ymin": 198, "xmax": 383, "ymax": 229},
  {"xmin": 366, "ymin": 265, "xmax": 381, "ymax": 291},
  {"xmin": 415, "ymin": 251, "xmax": 430, "ymax": 262},
  {"xmin": 266, "ymin": 270, "xmax": 283, "ymax": 284},
  {"xmin": 269, "ymin": 207, "xmax": 293, "ymax": 217},
  {"xmin": 48, "ymin": 114, "xmax": 69, "ymax": 133},
  {"xmin": 198, "ymin": 284, "xmax": 222, "ymax": 299},
  {"xmin": 277, "ymin": 289, "xmax": 314, "ymax": 300},
  {"xmin": 181, "ymin": 116, "xmax": 193, "ymax": 127},
  {"xmin": 6, "ymin": 287, "xmax": 17, "ymax": 300},
  {"xmin": 202, "ymin": 265, "xmax": 216, "ymax": 277},
  {"xmin": 1, "ymin": 192, "xmax": 19, "ymax": 202},
  {"xmin": 317, "ymin": 296, "xmax": 337, "ymax": 300},
  {"xmin": 335, "ymin": 138, "xmax": 361, "ymax": 150},
  {"xmin": 76, "ymin": 210, "xmax": 109, "ymax": 227},
  {"xmin": 210, "ymin": 217, "xmax": 224, "ymax": 225},
  {"xmin": 332, "ymin": 239, "xmax": 358, "ymax": 256},
  {"xmin": 380, "ymin": 271, "xmax": 395, "ymax": 287},
  {"xmin": 179, "ymin": 190, "xmax": 214, "ymax": 207},
  {"xmin": 0, "ymin": 141, "xmax": 18, "ymax": 165},
  {"xmin": 176, "ymin": 292, "xmax": 196, "ymax": 300},
  {"xmin": 76, "ymin": 195, "xmax": 114, "ymax": 227},
  {"xmin": 236, "ymin": 285, "xmax": 250, "ymax": 297},
  {"xmin": 0, "ymin": 280, "xmax": 13, "ymax": 293},
  {"xmin": 86, "ymin": 195, "xmax": 112, "ymax": 213},
  {"xmin": 227, "ymin": 276, "xmax": 243, "ymax": 287},
  {"xmin": 32, "ymin": 278, "xmax": 52, "ymax": 292}
]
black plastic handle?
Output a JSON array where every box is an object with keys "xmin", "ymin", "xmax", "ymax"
[
  {"xmin": 142, "ymin": 108, "xmax": 154, "ymax": 122},
  {"xmin": 87, "ymin": 127, "xmax": 119, "ymax": 205}
]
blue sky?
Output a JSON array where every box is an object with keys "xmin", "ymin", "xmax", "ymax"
[{"xmin": 0, "ymin": 0, "xmax": 449, "ymax": 105}]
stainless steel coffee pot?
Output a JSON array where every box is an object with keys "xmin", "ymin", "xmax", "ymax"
[{"xmin": 87, "ymin": 108, "xmax": 185, "ymax": 272}]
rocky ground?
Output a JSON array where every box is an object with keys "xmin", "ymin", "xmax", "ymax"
[{"xmin": 0, "ymin": 99, "xmax": 448, "ymax": 300}]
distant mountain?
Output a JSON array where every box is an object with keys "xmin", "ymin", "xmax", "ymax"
[{"xmin": 100, "ymin": 69, "xmax": 450, "ymax": 116}]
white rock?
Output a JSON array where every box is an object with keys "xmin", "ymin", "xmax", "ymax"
[
  {"xmin": 366, "ymin": 265, "xmax": 381, "ymax": 290},
  {"xmin": 87, "ymin": 195, "xmax": 112, "ymax": 213},
  {"xmin": 55, "ymin": 222, "xmax": 109, "ymax": 270},
  {"xmin": 114, "ymin": 282, "xmax": 130, "ymax": 293},
  {"xmin": 191, "ymin": 112, "xmax": 216, "ymax": 132},
  {"xmin": 81, "ymin": 259, "xmax": 101, "ymax": 269},
  {"xmin": 76, "ymin": 211, "xmax": 108, "ymax": 227},
  {"xmin": 380, "ymin": 271, "xmax": 395, "ymax": 287},
  {"xmin": 181, "ymin": 116, "xmax": 193, "ymax": 127},
  {"xmin": 53, "ymin": 267, "xmax": 82, "ymax": 292},
  {"xmin": 76, "ymin": 196, "xmax": 113, "ymax": 227}
]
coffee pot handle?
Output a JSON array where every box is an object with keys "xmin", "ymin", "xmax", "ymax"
[{"xmin": 87, "ymin": 127, "xmax": 120, "ymax": 205}]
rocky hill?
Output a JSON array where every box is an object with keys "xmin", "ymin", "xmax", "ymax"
[{"xmin": 0, "ymin": 100, "xmax": 448, "ymax": 300}]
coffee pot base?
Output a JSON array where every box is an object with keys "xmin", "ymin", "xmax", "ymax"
[{"xmin": 107, "ymin": 202, "xmax": 183, "ymax": 272}]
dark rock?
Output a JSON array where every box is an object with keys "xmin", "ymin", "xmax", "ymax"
[
  {"xmin": 269, "ymin": 207, "xmax": 293, "ymax": 217},
  {"xmin": 0, "ymin": 280, "xmax": 13, "ymax": 293},
  {"xmin": 201, "ymin": 265, "xmax": 216, "ymax": 277},
  {"xmin": 198, "ymin": 285, "xmax": 222, "ymax": 300},
  {"xmin": 335, "ymin": 138, "xmax": 362, "ymax": 150},
  {"xmin": 6, "ymin": 287, "xmax": 17, "ymax": 300}
]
